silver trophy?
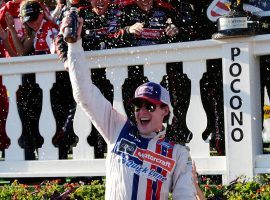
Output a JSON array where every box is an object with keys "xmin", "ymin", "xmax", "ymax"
[{"xmin": 212, "ymin": 0, "xmax": 256, "ymax": 39}]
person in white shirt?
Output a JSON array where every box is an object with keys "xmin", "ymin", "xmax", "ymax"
[{"xmin": 61, "ymin": 15, "xmax": 196, "ymax": 200}]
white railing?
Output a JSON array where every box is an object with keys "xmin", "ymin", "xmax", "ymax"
[{"xmin": 1, "ymin": 35, "xmax": 270, "ymax": 184}]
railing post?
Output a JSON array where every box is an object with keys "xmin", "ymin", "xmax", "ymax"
[
  {"xmin": 144, "ymin": 63, "xmax": 166, "ymax": 83},
  {"xmin": 36, "ymin": 72, "xmax": 58, "ymax": 160},
  {"xmin": 222, "ymin": 41, "xmax": 262, "ymax": 182},
  {"xmin": 73, "ymin": 105, "xmax": 94, "ymax": 159},
  {"xmin": 183, "ymin": 60, "xmax": 209, "ymax": 157},
  {"xmin": 3, "ymin": 75, "xmax": 24, "ymax": 161},
  {"xmin": 107, "ymin": 66, "xmax": 128, "ymax": 116}
]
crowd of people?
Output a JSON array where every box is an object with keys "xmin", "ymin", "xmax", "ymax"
[{"xmin": 0, "ymin": 0, "xmax": 214, "ymax": 59}]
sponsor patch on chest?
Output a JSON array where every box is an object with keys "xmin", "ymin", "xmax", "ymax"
[{"xmin": 117, "ymin": 138, "xmax": 176, "ymax": 172}]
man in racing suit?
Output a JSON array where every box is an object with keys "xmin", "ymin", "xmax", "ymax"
[
  {"xmin": 118, "ymin": 0, "xmax": 182, "ymax": 47},
  {"xmin": 63, "ymin": 16, "xmax": 196, "ymax": 200}
]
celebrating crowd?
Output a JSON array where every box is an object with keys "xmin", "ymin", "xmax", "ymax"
[{"xmin": 0, "ymin": 0, "xmax": 212, "ymax": 59}]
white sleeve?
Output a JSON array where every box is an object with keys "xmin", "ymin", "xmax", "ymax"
[
  {"xmin": 67, "ymin": 40, "xmax": 127, "ymax": 144},
  {"xmin": 172, "ymin": 145, "xmax": 197, "ymax": 200}
]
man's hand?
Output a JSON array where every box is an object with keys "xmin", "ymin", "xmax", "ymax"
[
  {"xmin": 165, "ymin": 23, "xmax": 179, "ymax": 37},
  {"xmin": 56, "ymin": 0, "xmax": 65, "ymax": 10},
  {"xmin": 59, "ymin": 15, "xmax": 83, "ymax": 71},
  {"xmin": 60, "ymin": 15, "xmax": 83, "ymax": 41},
  {"xmin": 128, "ymin": 22, "xmax": 144, "ymax": 36}
]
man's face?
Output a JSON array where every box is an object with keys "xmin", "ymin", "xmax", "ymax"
[
  {"xmin": 26, "ymin": 13, "xmax": 44, "ymax": 32},
  {"xmin": 91, "ymin": 0, "xmax": 109, "ymax": 15},
  {"xmin": 135, "ymin": 0, "xmax": 153, "ymax": 12},
  {"xmin": 134, "ymin": 100, "xmax": 169, "ymax": 135}
]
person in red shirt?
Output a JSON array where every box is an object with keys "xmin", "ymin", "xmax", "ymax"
[
  {"xmin": 0, "ymin": 0, "xmax": 24, "ymax": 57},
  {"xmin": 0, "ymin": 0, "xmax": 59, "ymax": 56}
]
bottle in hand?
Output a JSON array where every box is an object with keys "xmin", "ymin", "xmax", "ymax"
[{"xmin": 63, "ymin": 7, "xmax": 78, "ymax": 43}]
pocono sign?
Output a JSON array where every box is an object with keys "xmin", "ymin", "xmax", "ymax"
[
  {"xmin": 222, "ymin": 41, "xmax": 262, "ymax": 181},
  {"xmin": 228, "ymin": 47, "xmax": 244, "ymax": 142},
  {"xmin": 207, "ymin": 0, "xmax": 270, "ymax": 22}
]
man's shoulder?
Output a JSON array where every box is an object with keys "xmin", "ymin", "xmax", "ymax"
[{"xmin": 42, "ymin": 19, "xmax": 59, "ymax": 30}]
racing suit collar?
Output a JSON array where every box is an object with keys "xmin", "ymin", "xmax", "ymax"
[{"xmin": 139, "ymin": 126, "xmax": 166, "ymax": 140}]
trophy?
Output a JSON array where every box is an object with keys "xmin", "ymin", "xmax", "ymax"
[{"xmin": 212, "ymin": 0, "xmax": 257, "ymax": 39}]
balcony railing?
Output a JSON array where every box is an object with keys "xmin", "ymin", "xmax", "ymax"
[{"xmin": 1, "ymin": 35, "xmax": 270, "ymax": 184}]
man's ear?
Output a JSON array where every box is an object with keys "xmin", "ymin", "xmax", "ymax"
[
  {"xmin": 162, "ymin": 106, "xmax": 169, "ymax": 117},
  {"xmin": 162, "ymin": 105, "xmax": 170, "ymax": 123}
]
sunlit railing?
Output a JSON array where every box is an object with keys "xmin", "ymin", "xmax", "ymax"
[{"xmin": 1, "ymin": 35, "xmax": 270, "ymax": 184}]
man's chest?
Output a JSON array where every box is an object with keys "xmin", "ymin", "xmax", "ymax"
[{"xmin": 127, "ymin": 8, "xmax": 168, "ymax": 28}]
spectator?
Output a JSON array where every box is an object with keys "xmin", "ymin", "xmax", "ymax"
[
  {"xmin": 16, "ymin": 0, "xmax": 58, "ymax": 55},
  {"xmin": 118, "ymin": 0, "xmax": 181, "ymax": 47},
  {"xmin": 0, "ymin": 0, "xmax": 24, "ymax": 57},
  {"xmin": 55, "ymin": 0, "xmax": 123, "ymax": 64},
  {"xmin": 1, "ymin": 0, "xmax": 58, "ymax": 56},
  {"xmin": 51, "ymin": 0, "xmax": 67, "ymax": 24},
  {"xmin": 0, "ymin": 0, "xmax": 57, "ymax": 57},
  {"xmin": 11, "ymin": 0, "xmax": 59, "ymax": 160},
  {"xmin": 0, "ymin": 14, "xmax": 18, "ymax": 56}
]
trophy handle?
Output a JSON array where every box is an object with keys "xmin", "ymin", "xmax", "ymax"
[{"xmin": 231, "ymin": 0, "xmax": 243, "ymax": 11}]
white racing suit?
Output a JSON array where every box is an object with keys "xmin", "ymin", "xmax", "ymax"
[{"xmin": 67, "ymin": 40, "xmax": 197, "ymax": 200}]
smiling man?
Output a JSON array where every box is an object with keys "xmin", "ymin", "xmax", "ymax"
[
  {"xmin": 91, "ymin": 0, "xmax": 110, "ymax": 16},
  {"xmin": 118, "ymin": 0, "xmax": 182, "ymax": 47},
  {"xmin": 63, "ymin": 15, "xmax": 196, "ymax": 200},
  {"xmin": 130, "ymin": 82, "xmax": 170, "ymax": 137}
]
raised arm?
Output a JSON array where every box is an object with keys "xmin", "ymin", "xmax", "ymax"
[
  {"xmin": 5, "ymin": 12, "xmax": 33, "ymax": 56},
  {"xmin": 0, "ymin": 23, "xmax": 17, "ymax": 56},
  {"xmin": 63, "ymin": 16, "xmax": 127, "ymax": 144}
]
